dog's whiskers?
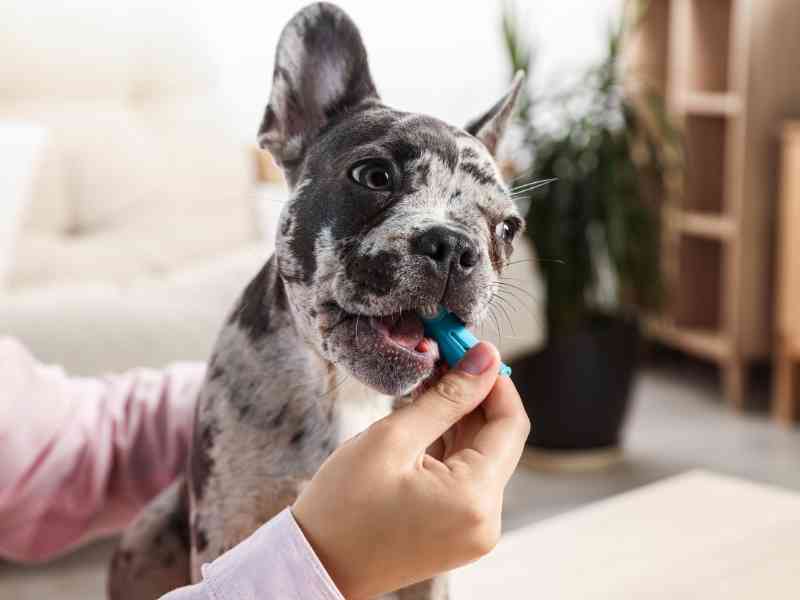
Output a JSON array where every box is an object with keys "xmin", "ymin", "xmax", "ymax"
[
  {"xmin": 484, "ymin": 299, "xmax": 505, "ymax": 343},
  {"xmin": 504, "ymin": 257, "xmax": 566, "ymax": 268},
  {"xmin": 508, "ymin": 165, "xmax": 538, "ymax": 185},
  {"xmin": 491, "ymin": 282, "xmax": 537, "ymax": 311},
  {"xmin": 494, "ymin": 280, "xmax": 539, "ymax": 303},
  {"xmin": 508, "ymin": 177, "xmax": 558, "ymax": 196},
  {"xmin": 492, "ymin": 295, "xmax": 518, "ymax": 334},
  {"xmin": 495, "ymin": 291, "xmax": 536, "ymax": 317},
  {"xmin": 489, "ymin": 294, "xmax": 516, "ymax": 337},
  {"xmin": 320, "ymin": 371, "xmax": 352, "ymax": 402}
]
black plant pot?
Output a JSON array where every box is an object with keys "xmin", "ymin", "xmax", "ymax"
[{"xmin": 510, "ymin": 315, "xmax": 640, "ymax": 450}]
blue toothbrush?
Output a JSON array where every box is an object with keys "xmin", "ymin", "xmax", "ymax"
[{"xmin": 419, "ymin": 306, "xmax": 512, "ymax": 377}]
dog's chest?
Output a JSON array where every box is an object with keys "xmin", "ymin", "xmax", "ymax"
[
  {"xmin": 193, "ymin": 359, "xmax": 396, "ymax": 554},
  {"xmin": 332, "ymin": 377, "xmax": 395, "ymax": 445},
  {"xmin": 201, "ymin": 349, "xmax": 395, "ymax": 496}
]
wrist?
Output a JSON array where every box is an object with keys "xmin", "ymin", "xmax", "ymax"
[{"xmin": 290, "ymin": 505, "xmax": 360, "ymax": 598}]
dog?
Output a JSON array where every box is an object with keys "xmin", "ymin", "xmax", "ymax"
[{"xmin": 108, "ymin": 3, "xmax": 524, "ymax": 599}]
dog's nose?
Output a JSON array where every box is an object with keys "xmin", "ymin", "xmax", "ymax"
[{"xmin": 411, "ymin": 226, "xmax": 480, "ymax": 274}]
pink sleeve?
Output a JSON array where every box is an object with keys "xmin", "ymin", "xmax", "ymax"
[
  {"xmin": 0, "ymin": 337, "xmax": 205, "ymax": 562},
  {"xmin": 161, "ymin": 508, "xmax": 344, "ymax": 600}
]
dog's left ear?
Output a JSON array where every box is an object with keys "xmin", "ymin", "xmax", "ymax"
[
  {"xmin": 465, "ymin": 71, "xmax": 525, "ymax": 157},
  {"xmin": 258, "ymin": 3, "xmax": 379, "ymax": 166}
]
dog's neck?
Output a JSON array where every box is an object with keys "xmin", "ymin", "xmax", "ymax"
[{"xmin": 206, "ymin": 255, "xmax": 393, "ymax": 458}]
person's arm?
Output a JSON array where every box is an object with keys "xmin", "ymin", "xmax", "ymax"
[
  {"xmin": 160, "ymin": 508, "xmax": 344, "ymax": 600},
  {"xmin": 2, "ymin": 337, "xmax": 526, "ymax": 600},
  {"xmin": 0, "ymin": 338, "xmax": 343, "ymax": 600},
  {"xmin": 0, "ymin": 337, "xmax": 204, "ymax": 562}
]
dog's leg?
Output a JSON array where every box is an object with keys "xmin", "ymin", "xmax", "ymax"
[
  {"xmin": 189, "ymin": 475, "xmax": 305, "ymax": 581},
  {"xmin": 108, "ymin": 478, "xmax": 191, "ymax": 600}
]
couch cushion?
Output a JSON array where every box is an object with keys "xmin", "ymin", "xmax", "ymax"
[
  {"xmin": 0, "ymin": 243, "xmax": 270, "ymax": 375},
  {"xmin": 0, "ymin": 2, "xmax": 258, "ymax": 287},
  {"xmin": 0, "ymin": 122, "xmax": 48, "ymax": 286}
]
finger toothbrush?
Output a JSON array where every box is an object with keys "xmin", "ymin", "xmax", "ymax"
[{"xmin": 418, "ymin": 305, "xmax": 512, "ymax": 377}]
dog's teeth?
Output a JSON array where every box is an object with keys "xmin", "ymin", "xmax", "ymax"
[{"xmin": 417, "ymin": 304, "xmax": 440, "ymax": 319}]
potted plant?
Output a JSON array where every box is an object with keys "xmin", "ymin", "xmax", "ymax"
[{"xmin": 501, "ymin": 2, "xmax": 679, "ymax": 462}]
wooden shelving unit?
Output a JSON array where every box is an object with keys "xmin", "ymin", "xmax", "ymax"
[
  {"xmin": 678, "ymin": 91, "xmax": 742, "ymax": 117},
  {"xmin": 674, "ymin": 210, "xmax": 735, "ymax": 239},
  {"xmin": 627, "ymin": 0, "xmax": 800, "ymax": 408},
  {"xmin": 774, "ymin": 123, "xmax": 800, "ymax": 424}
]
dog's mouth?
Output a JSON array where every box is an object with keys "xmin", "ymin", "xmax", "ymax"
[
  {"xmin": 368, "ymin": 309, "xmax": 438, "ymax": 358},
  {"xmin": 320, "ymin": 299, "xmax": 483, "ymax": 395},
  {"xmin": 325, "ymin": 303, "xmax": 442, "ymax": 372}
]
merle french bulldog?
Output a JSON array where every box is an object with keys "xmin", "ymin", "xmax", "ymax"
[{"xmin": 108, "ymin": 3, "xmax": 524, "ymax": 599}]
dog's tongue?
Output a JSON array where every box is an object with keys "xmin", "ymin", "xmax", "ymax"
[{"xmin": 373, "ymin": 311, "xmax": 425, "ymax": 351}]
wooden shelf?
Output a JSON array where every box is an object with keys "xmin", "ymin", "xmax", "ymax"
[
  {"xmin": 632, "ymin": 0, "xmax": 800, "ymax": 409},
  {"xmin": 676, "ymin": 236, "xmax": 723, "ymax": 331},
  {"xmin": 646, "ymin": 318, "xmax": 732, "ymax": 362},
  {"xmin": 625, "ymin": 0, "xmax": 671, "ymax": 91},
  {"xmin": 679, "ymin": 0, "xmax": 733, "ymax": 94},
  {"xmin": 678, "ymin": 91, "xmax": 742, "ymax": 117},
  {"xmin": 774, "ymin": 124, "xmax": 800, "ymax": 424},
  {"xmin": 674, "ymin": 210, "xmax": 736, "ymax": 239},
  {"xmin": 683, "ymin": 114, "xmax": 727, "ymax": 214}
]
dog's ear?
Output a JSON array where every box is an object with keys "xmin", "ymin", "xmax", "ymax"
[
  {"xmin": 465, "ymin": 71, "xmax": 525, "ymax": 157},
  {"xmin": 258, "ymin": 3, "xmax": 379, "ymax": 166}
]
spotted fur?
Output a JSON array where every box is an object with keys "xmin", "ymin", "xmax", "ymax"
[{"xmin": 109, "ymin": 4, "xmax": 524, "ymax": 600}]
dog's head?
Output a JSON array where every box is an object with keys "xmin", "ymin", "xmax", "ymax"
[{"xmin": 258, "ymin": 3, "xmax": 525, "ymax": 396}]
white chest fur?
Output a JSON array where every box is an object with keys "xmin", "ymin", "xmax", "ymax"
[{"xmin": 333, "ymin": 376, "xmax": 395, "ymax": 446}]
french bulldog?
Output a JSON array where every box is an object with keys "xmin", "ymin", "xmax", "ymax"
[{"xmin": 108, "ymin": 3, "xmax": 524, "ymax": 599}]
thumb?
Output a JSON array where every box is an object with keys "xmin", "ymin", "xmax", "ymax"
[{"xmin": 390, "ymin": 342, "xmax": 501, "ymax": 453}]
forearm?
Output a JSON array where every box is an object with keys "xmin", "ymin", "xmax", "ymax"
[
  {"xmin": 0, "ymin": 337, "xmax": 204, "ymax": 562},
  {"xmin": 160, "ymin": 508, "xmax": 343, "ymax": 600}
]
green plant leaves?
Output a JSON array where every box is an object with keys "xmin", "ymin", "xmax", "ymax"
[{"xmin": 502, "ymin": 2, "xmax": 677, "ymax": 337}]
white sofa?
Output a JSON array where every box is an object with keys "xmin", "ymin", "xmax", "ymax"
[
  {"xmin": 0, "ymin": 2, "xmax": 278, "ymax": 374},
  {"xmin": 0, "ymin": 1, "xmax": 543, "ymax": 376}
]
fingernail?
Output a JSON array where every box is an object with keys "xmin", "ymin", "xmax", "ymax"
[{"xmin": 457, "ymin": 343, "xmax": 494, "ymax": 375}]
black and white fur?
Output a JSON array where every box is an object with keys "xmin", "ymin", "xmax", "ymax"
[{"xmin": 109, "ymin": 4, "xmax": 524, "ymax": 599}]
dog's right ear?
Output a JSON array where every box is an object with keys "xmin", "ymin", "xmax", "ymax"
[
  {"xmin": 465, "ymin": 71, "xmax": 525, "ymax": 158},
  {"xmin": 258, "ymin": 3, "xmax": 379, "ymax": 167}
]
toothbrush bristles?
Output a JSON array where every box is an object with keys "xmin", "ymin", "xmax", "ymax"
[{"xmin": 417, "ymin": 304, "xmax": 440, "ymax": 319}]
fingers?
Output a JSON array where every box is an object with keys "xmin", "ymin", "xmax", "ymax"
[
  {"xmin": 447, "ymin": 374, "xmax": 530, "ymax": 483},
  {"xmin": 482, "ymin": 374, "xmax": 528, "ymax": 428},
  {"xmin": 388, "ymin": 343, "xmax": 501, "ymax": 455}
]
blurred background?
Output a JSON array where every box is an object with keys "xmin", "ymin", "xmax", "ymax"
[{"xmin": 2, "ymin": 0, "xmax": 800, "ymax": 598}]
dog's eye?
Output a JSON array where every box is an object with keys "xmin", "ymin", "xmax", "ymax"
[
  {"xmin": 495, "ymin": 218, "xmax": 521, "ymax": 242},
  {"xmin": 350, "ymin": 160, "xmax": 393, "ymax": 191}
]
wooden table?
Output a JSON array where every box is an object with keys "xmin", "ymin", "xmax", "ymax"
[{"xmin": 451, "ymin": 471, "xmax": 800, "ymax": 599}]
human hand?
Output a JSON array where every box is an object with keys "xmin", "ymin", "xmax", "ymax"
[{"xmin": 292, "ymin": 342, "xmax": 530, "ymax": 599}]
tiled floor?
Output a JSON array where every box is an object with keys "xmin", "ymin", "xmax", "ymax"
[{"xmin": 2, "ymin": 358, "xmax": 799, "ymax": 600}]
